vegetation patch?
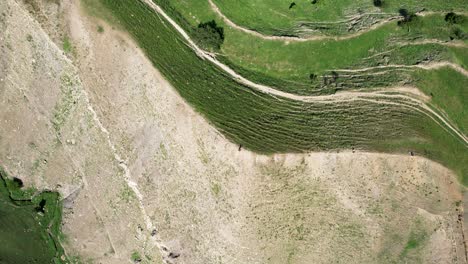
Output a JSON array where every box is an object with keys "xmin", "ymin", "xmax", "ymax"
[
  {"xmin": 0, "ymin": 168, "xmax": 70, "ymax": 263},
  {"xmin": 62, "ymin": 36, "xmax": 73, "ymax": 53},
  {"xmin": 210, "ymin": 182, "xmax": 221, "ymax": 197},
  {"xmin": 131, "ymin": 250, "xmax": 142, "ymax": 263},
  {"xmin": 399, "ymin": 228, "xmax": 429, "ymax": 261},
  {"xmin": 52, "ymin": 74, "xmax": 80, "ymax": 135},
  {"xmin": 119, "ymin": 185, "xmax": 136, "ymax": 203}
]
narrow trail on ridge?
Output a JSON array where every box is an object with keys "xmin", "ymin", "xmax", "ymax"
[{"xmin": 141, "ymin": 0, "xmax": 468, "ymax": 146}]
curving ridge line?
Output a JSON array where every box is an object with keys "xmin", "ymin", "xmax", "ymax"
[
  {"xmin": 141, "ymin": 0, "xmax": 468, "ymax": 145},
  {"xmin": 208, "ymin": 0, "xmax": 468, "ymax": 42}
]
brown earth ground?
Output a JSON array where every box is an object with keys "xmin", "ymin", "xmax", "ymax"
[{"xmin": 0, "ymin": 0, "xmax": 467, "ymax": 263}]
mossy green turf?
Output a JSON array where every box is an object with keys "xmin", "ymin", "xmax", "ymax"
[
  {"xmin": 212, "ymin": 0, "xmax": 467, "ymax": 36},
  {"xmin": 0, "ymin": 169, "xmax": 68, "ymax": 264},
  {"xmin": 95, "ymin": 0, "xmax": 467, "ymax": 184}
]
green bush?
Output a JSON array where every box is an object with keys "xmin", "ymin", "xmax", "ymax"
[
  {"xmin": 373, "ymin": 0, "xmax": 383, "ymax": 7},
  {"xmin": 445, "ymin": 12, "xmax": 464, "ymax": 24}
]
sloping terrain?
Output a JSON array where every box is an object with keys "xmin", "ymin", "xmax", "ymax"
[
  {"xmin": 209, "ymin": 0, "xmax": 467, "ymax": 36},
  {"xmin": 0, "ymin": 0, "xmax": 467, "ymax": 263},
  {"xmin": 94, "ymin": 0, "xmax": 468, "ymax": 183}
]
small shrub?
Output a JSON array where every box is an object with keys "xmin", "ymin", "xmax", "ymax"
[
  {"xmin": 97, "ymin": 25, "xmax": 104, "ymax": 33},
  {"xmin": 398, "ymin": 9, "xmax": 416, "ymax": 22},
  {"xmin": 397, "ymin": 9, "xmax": 417, "ymax": 28},
  {"xmin": 373, "ymin": 0, "xmax": 383, "ymax": 7},
  {"xmin": 451, "ymin": 27, "xmax": 467, "ymax": 40},
  {"xmin": 445, "ymin": 12, "xmax": 464, "ymax": 24},
  {"xmin": 331, "ymin": 71, "xmax": 339, "ymax": 82},
  {"xmin": 399, "ymin": 9, "xmax": 409, "ymax": 19},
  {"xmin": 289, "ymin": 2, "xmax": 296, "ymax": 9},
  {"xmin": 309, "ymin": 73, "xmax": 317, "ymax": 81}
]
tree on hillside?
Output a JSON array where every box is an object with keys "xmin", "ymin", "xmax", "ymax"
[{"xmin": 195, "ymin": 20, "xmax": 225, "ymax": 51}]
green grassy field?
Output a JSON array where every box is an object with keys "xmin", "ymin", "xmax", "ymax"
[
  {"xmin": 212, "ymin": 0, "xmax": 467, "ymax": 36},
  {"xmin": 221, "ymin": 27, "xmax": 463, "ymax": 85},
  {"xmin": 93, "ymin": 0, "xmax": 468, "ymax": 185},
  {"xmin": 0, "ymin": 169, "xmax": 68, "ymax": 264},
  {"xmin": 157, "ymin": 1, "xmax": 468, "ymax": 93}
]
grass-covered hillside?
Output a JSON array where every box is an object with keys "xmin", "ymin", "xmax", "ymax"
[
  {"xmin": 211, "ymin": 0, "xmax": 467, "ymax": 36},
  {"xmin": 91, "ymin": 0, "xmax": 467, "ymax": 184}
]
